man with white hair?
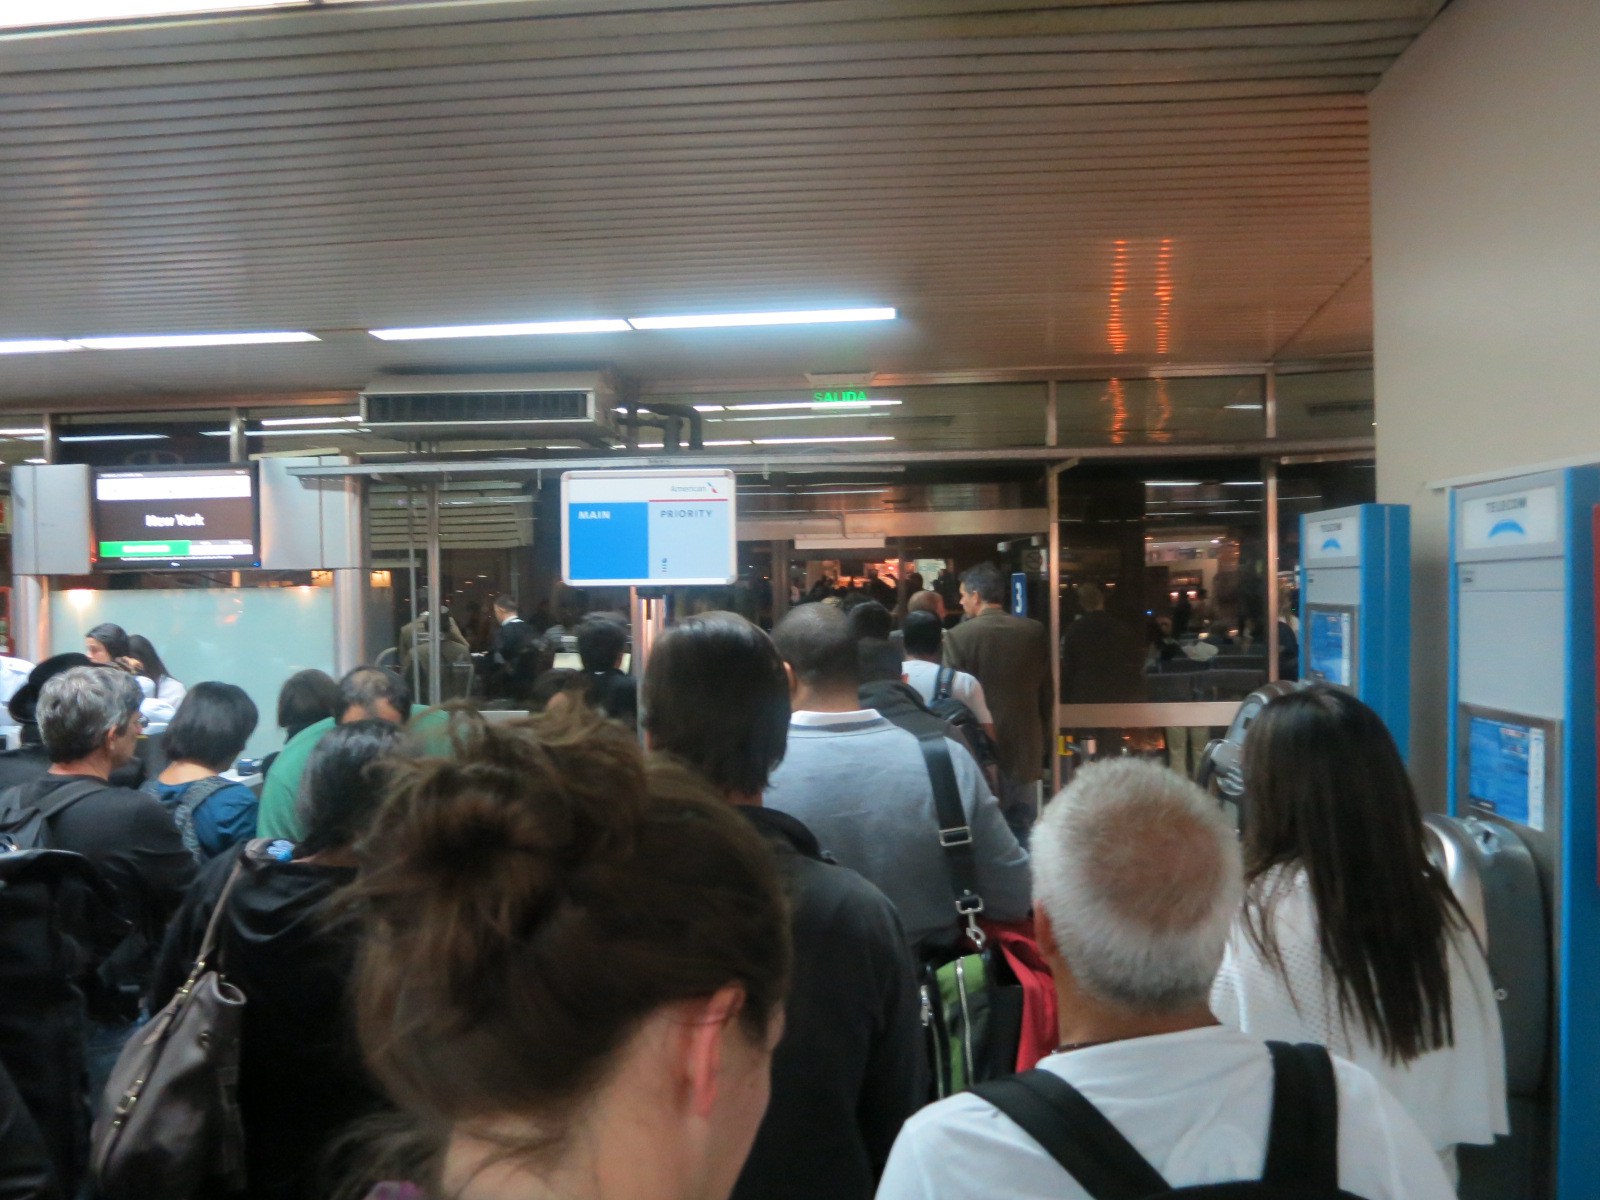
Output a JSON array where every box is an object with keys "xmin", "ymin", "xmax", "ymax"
[{"xmin": 876, "ymin": 759, "xmax": 1454, "ymax": 1200}]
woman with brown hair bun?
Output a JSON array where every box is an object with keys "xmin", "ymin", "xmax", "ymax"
[{"xmin": 350, "ymin": 711, "xmax": 792, "ymax": 1200}]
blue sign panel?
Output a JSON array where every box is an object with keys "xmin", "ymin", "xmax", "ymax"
[
  {"xmin": 1011, "ymin": 572, "xmax": 1029, "ymax": 617},
  {"xmin": 561, "ymin": 470, "xmax": 738, "ymax": 587}
]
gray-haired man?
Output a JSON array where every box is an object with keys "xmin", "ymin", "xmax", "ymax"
[
  {"xmin": 0, "ymin": 667, "xmax": 193, "ymax": 1092},
  {"xmin": 877, "ymin": 759, "xmax": 1454, "ymax": 1200}
]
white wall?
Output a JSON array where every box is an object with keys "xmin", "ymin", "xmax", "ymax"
[{"xmin": 1371, "ymin": 0, "xmax": 1600, "ymax": 802}]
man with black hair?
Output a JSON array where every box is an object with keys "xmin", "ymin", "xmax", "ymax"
[
  {"xmin": 642, "ymin": 612, "xmax": 924, "ymax": 1200},
  {"xmin": 577, "ymin": 615, "xmax": 638, "ymax": 727},
  {"xmin": 764, "ymin": 605, "xmax": 1030, "ymax": 951},
  {"xmin": 256, "ymin": 665, "xmax": 417, "ymax": 840},
  {"xmin": 944, "ymin": 561, "xmax": 1052, "ymax": 841}
]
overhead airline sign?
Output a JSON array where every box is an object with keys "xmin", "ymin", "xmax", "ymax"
[{"xmin": 561, "ymin": 469, "xmax": 738, "ymax": 587}]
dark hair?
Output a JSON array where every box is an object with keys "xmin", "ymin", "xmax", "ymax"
[
  {"xmin": 576, "ymin": 617, "xmax": 628, "ymax": 673},
  {"xmin": 846, "ymin": 600, "xmax": 893, "ymax": 643},
  {"xmin": 528, "ymin": 668, "xmax": 592, "ymax": 713},
  {"xmin": 349, "ymin": 712, "xmax": 790, "ymax": 1165},
  {"xmin": 277, "ymin": 669, "xmax": 342, "ymax": 739},
  {"xmin": 1241, "ymin": 685, "xmax": 1467, "ymax": 1064},
  {"xmin": 772, "ymin": 603, "xmax": 858, "ymax": 690},
  {"xmin": 857, "ymin": 638, "xmax": 904, "ymax": 684},
  {"xmin": 127, "ymin": 634, "xmax": 171, "ymax": 684},
  {"xmin": 338, "ymin": 666, "xmax": 412, "ymax": 721},
  {"xmin": 298, "ymin": 719, "xmax": 410, "ymax": 856},
  {"xmin": 86, "ymin": 623, "xmax": 130, "ymax": 661},
  {"xmin": 901, "ymin": 610, "xmax": 944, "ymax": 657},
  {"xmin": 643, "ymin": 612, "xmax": 789, "ymax": 798},
  {"xmin": 492, "ymin": 594, "xmax": 519, "ymax": 614},
  {"xmin": 961, "ymin": 562, "xmax": 1006, "ymax": 605},
  {"xmin": 163, "ymin": 682, "xmax": 259, "ymax": 772}
]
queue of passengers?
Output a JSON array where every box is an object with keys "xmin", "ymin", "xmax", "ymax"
[{"xmin": 0, "ymin": 565, "xmax": 1506, "ymax": 1200}]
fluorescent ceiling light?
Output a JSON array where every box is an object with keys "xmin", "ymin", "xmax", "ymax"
[
  {"xmin": 1223, "ymin": 481, "xmax": 1264, "ymax": 487},
  {"xmin": 704, "ymin": 439, "xmax": 752, "ymax": 448},
  {"xmin": 1145, "ymin": 481, "xmax": 1204, "ymax": 488},
  {"xmin": 751, "ymin": 435, "xmax": 896, "ymax": 446},
  {"xmin": 368, "ymin": 319, "xmax": 628, "ymax": 341},
  {"xmin": 23, "ymin": 458, "xmax": 46, "ymax": 464},
  {"xmin": 628, "ymin": 307, "xmax": 896, "ymax": 331},
  {"xmin": 0, "ymin": 0, "xmax": 296, "ymax": 30},
  {"xmin": 57, "ymin": 433, "xmax": 169, "ymax": 443},
  {"xmin": 712, "ymin": 412, "xmax": 892, "ymax": 425},
  {"xmin": 259, "ymin": 414, "xmax": 361, "ymax": 427},
  {"xmin": 0, "ymin": 428, "xmax": 45, "ymax": 437},
  {"xmin": 694, "ymin": 399, "xmax": 900, "ymax": 414},
  {"xmin": 201, "ymin": 428, "xmax": 349, "ymax": 438},
  {"xmin": 1224, "ymin": 404, "xmax": 1265, "ymax": 411},
  {"xmin": 0, "ymin": 340, "xmax": 81, "ymax": 355},
  {"xmin": 73, "ymin": 331, "xmax": 319, "ymax": 350}
]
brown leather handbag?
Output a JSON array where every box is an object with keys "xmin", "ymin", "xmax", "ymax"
[{"xmin": 90, "ymin": 850, "xmax": 253, "ymax": 1200}]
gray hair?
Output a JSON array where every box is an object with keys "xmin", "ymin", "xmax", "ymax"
[
  {"xmin": 37, "ymin": 665, "xmax": 143, "ymax": 764},
  {"xmin": 1033, "ymin": 759, "xmax": 1242, "ymax": 1014}
]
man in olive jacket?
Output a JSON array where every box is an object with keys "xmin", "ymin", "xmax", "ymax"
[{"xmin": 943, "ymin": 562, "xmax": 1052, "ymax": 841}]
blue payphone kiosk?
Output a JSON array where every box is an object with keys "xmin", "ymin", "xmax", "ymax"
[
  {"xmin": 1299, "ymin": 503, "xmax": 1411, "ymax": 757},
  {"xmin": 1449, "ymin": 466, "xmax": 1600, "ymax": 1200}
]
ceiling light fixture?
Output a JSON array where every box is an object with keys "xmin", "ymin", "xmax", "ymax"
[
  {"xmin": 1224, "ymin": 404, "xmax": 1265, "ymax": 411},
  {"xmin": 258, "ymin": 414, "xmax": 362, "ymax": 427},
  {"xmin": 72, "ymin": 331, "xmax": 319, "ymax": 350},
  {"xmin": 368, "ymin": 319, "xmax": 630, "ymax": 341},
  {"xmin": 0, "ymin": 340, "xmax": 81, "ymax": 355},
  {"xmin": 57, "ymin": 433, "xmax": 170, "ymax": 443},
  {"xmin": 0, "ymin": 0, "xmax": 298, "ymax": 31},
  {"xmin": 627, "ymin": 307, "xmax": 896, "ymax": 331},
  {"xmin": 1144, "ymin": 481, "xmax": 1205, "ymax": 488},
  {"xmin": 751, "ymin": 435, "xmax": 896, "ymax": 446},
  {"xmin": 0, "ymin": 428, "xmax": 46, "ymax": 437}
]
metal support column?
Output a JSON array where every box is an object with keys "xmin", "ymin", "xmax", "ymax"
[
  {"xmin": 228, "ymin": 410, "xmax": 247, "ymax": 465},
  {"xmin": 771, "ymin": 540, "xmax": 791, "ymax": 626},
  {"xmin": 629, "ymin": 587, "xmax": 668, "ymax": 738},
  {"xmin": 425, "ymin": 482, "xmax": 443, "ymax": 707},
  {"xmin": 331, "ymin": 570, "xmax": 366, "ymax": 677},
  {"xmin": 1263, "ymin": 368, "xmax": 1281, "ymax": 682},
  {"xmin": 1046, "ymin": 379, "xmax": 1059, "ymax": 447},
  {"xmin": 14, "ymin": 576, "xmax": 46, "ymax": 663},
  {"xmin": 405, "ymin": 487, "xmax": 423, "ymax": 704},
  {"xmin": 1047, "ymin": 461, "xmax": 1066, "ymax": 794}
]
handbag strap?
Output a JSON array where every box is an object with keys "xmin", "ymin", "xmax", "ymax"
[
  {"xmin": 916, "ymin": 731, "xmax": 984, "ymax": 946},
  {"xmin": 934, "ymin": 664, "xmax": 956, "ymax": 703},
  {"xmin": 188, "ymin": 847, "xmax": 259, "ymax": 981}
]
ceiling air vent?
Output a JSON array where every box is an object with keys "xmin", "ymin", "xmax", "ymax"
[{"xmin": 360, "ymin": 371, "xmax": 619, "ymax": 441}]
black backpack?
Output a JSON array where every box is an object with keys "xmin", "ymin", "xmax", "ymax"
[
  {"xmin": 970, "ymin": 1041, "xmax": 1364, "ymax": 1199},
  {"xmin": 0, "ymin": 778, "xmax": 108, "ymax": 853},
  {"xmin": 926, "ymin": 667, "xmax": 1001, "ymax": 781}
]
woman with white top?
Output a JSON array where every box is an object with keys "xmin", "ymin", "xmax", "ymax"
[
  {"xmin": 127, "ymin": 633, "xmax": 187, "ymax": 723},
  {"xmin": 1211, "ymin": 684, "xmax": 1508, "ymax": 1179}
]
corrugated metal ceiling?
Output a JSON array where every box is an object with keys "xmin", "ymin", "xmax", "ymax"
[{"xmin": 0, "ymin": 0, "xmax": 1442, "ymax": 410}]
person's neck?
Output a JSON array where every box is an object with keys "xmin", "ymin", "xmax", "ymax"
[
  {"xmin": 1054, "ymin": 971, "xmax": 1218, "ymax": 1049},
  {"xmin": 908, "ymin": 652, "xmax": 940, "ymax": 664},
  {"xmin": 159, "ymin": 759, "xmax": 222, "ymax": 785},
  {"xmin": 978, "ymin": 602, "xmax": 1004, "ymax": 616},
  {"xmin": 726, "ymin": 789, "xmax": 763, "ymax": 808},
  {"xmin": 48, "ymin": 755, "xmax": 112, "ymax": 782},
  {"xmin": 793, "ymin": 685, "xmax": 867, "ymax": 713}
]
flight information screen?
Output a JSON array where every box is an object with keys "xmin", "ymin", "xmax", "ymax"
[
  {"xmin": 93, "ymin": 466, "xmax": 260, "ymax": 570},
  {"xmin": 1306, "ymin": 606, "xmax": 1355, "ymax": 687},
  {"xmin": 561, "ymin": 469, "xmax": 737, "ymax": 586},
  {"xmin": 1467, "ymin": 713, "xmax": 1548, "ymax": 828}
]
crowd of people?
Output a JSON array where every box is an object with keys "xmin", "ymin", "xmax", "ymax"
[{"xmin": 0, "ymin": 564, "xmax": 1507, "ymax": 1200}]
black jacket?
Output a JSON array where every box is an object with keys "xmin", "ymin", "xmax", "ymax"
[
  {"xmin": 860, "ymin": 679, "xmax": 985, "ymax": 768},
  {"xmin": 0, "ymin": 1057, "xmax": 58, "ymax": 1200},
  {"xmin": 732, "ymin": 807, "xmax": 925, "ymax": 1200},
  {"xmin": 11, "ymin": 775, "xmax": 193, "ymax": 1015},
  {"xmin": 149, "ymin": 847, "xmax": 386, "ymax": 1200}
]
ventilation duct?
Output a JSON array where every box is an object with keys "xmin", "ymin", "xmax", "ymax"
[{"xmin": 360, "ymin": 371, "xmax": 619, "ymax": 441}]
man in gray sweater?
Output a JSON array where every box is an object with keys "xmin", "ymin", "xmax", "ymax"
[{"xmin": 765, "ymin": 604, "xmax": 1032, "ymax": 951}]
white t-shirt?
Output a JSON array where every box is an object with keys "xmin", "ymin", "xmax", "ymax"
[
  {"xmin": 137, "ymin": 674, "xmax": 187, "ymax": 724},
  {"xmin": 875, "ymin": 1026, "xmax": 1454, "ymax": 1200},
  {"xmin": 902, "ymin": 660, "xmax": 993, "ymax": 725},
  {"xmin": 1211, "ymin": 867, "xmax": 1509, "ymax": 1154}
]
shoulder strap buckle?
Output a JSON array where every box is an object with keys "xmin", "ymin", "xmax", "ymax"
[{"xmin": 939, "ymin": 824, "xmax": 973, "ymax": 848}]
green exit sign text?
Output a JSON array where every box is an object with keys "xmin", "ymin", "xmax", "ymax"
[{"xmin": 813, "ymin": 389, "xmax": 871, "ymax": 403}]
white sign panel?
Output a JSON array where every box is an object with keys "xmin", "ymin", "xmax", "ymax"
[
  {"xmin": 562, "ymin": 469, "xmax": 738, "ymax": 587},
  {"xmin": 1460, "ymin": 485, "xmax": 1559, "ymax": 551},
  {"xmin": 1305, "ymin": 515, "xmax": 1362, "ymax": 562}
]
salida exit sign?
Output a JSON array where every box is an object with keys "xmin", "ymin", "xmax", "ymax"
[{"xmin": 813, "ymin": 389, "xmax": 871, "ymax": 403}]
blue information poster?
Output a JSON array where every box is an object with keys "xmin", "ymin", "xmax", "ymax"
[
  {"xmin": 1468, "ymin": 715, "xmax": 1547, "ymax": 829},
  {"xmin": 562, "ymin": 469, "xmax": 737, "ymax": 586},
  {"xmin": 1307, "ymin": 607, "xmax": 1354, "ymax": 687}
]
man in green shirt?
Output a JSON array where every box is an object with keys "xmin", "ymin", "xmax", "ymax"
[{"xmin": 257, "ymin": 665, "xmax": 438, "ymax": 841}]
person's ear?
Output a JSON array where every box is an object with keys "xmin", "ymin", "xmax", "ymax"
[
  {"xmin": 782, "ymin": 661, "xmax": 799, "ymax": 700},
  {"xmin": 681, "ymin": 985, "xmax": 745, "ymax": 1119}
]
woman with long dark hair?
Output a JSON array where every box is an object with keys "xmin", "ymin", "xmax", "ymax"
[
  {"xmin": 1211, "ymin": 684, "xmax": 1507, "ymax": 1176},
  {"xmin": 126, "ymin": 633, "xmax": 187, "ymax": 721}
]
